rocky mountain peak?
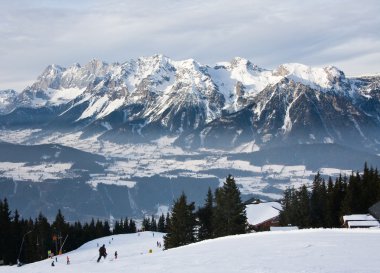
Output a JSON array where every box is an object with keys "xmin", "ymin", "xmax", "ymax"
[{"xmin": 84, "ymin": 58, "xmax": 108, "ymax": 73}]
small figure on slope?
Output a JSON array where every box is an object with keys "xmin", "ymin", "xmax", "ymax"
[
  {"xmin": 97, "ymin": 244, "xmax": 107, "ymax": 262},
  {"xmin": 67, "ymin": 256, "xmax": 70, "ymax": 265},
  {"xmin": 114, "ymin": 251, "xmax": 118, "ymax": 260}
]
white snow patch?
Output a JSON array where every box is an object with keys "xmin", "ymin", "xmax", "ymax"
[
  {"xmin": 101, "ymin": 122, "xmax": 113, "ymax": 130},
  {"xmin": 48, "ymin": 87, "xmax": 86, "ymax": 105},
  {"xmin": 232, "ymin": 141, "xmax": 260, "ymax": 153},
  {"xmin": 323, "ymin": 137, "xmax": 334, "ymax": 143},
  {"xmin": 0, "ymin": 162, "xmax": 75, "ymax": 181},
  {"xmin": 319, "ymin": 168, "xmax": 353, "ymax": 177}
]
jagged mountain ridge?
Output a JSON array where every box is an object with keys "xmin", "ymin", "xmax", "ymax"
[{"xmin": 1, "ymin": 55, "xmax": 380, "ymax": 151}]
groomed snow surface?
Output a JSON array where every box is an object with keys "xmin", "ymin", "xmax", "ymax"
[{"xmin": 2, "ymin": 230, "xmax": 380, "ymax": 273}]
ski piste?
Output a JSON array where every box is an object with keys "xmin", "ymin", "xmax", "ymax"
[
  {"xmin": 59, "ymin": 232, "xmax": 162, "ymax": 265},
  {"xmin": 2, "ymin": 230, "xmax": 380, "ymax": 273}
]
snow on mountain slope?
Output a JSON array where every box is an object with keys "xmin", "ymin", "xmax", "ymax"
[
  {"xmin": 143, "ymin": 57, "xmax": 223, "ymax": 126},
  {"xmin": 273, "ymin": 63, "xmax": 349, "ymax": 91},
  {"xmin": 7, "ymin": 55, "xmax": 360, "ymax": 121},
  {"xmin": 2, "ymin": 230, "xmax": 380, "ymax": 273},
  {"xmin": 3, "ymin": 55, "xmax": 380, "ymax": 152},
  {"xmin": 216, "ymin": 58, "xmax": 282, "ymax": 94},
  {"xmin": 0, "ymin": 89, "xmax": 17, "ymax": 113}
]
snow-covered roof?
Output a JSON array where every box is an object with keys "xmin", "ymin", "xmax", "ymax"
[
  {"xmin": 347, "ymin": 221, "xmax": 380, "ymax": 228},
  {"xmin": 343, "ymin": 214, "xmax": 376, "ymax": 222},
  {"xmin": 246, "ymin": 202, "xmax": 282, "ymax": 226},
  {"xmin": 369, "ymin": 201, "xmax": 380, "ymax": 220},
  {"xmin": 270, "ymin": 226, "xmax": 299, "ymax": 231}
]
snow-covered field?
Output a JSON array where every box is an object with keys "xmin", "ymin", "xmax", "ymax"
[
  {"xmin": 2, "ymin": 230, "xmax": 380, "ymax": 273},
  {"xmin": 0, "ymin": 162, "xmax": 75, "ymax": 181},
  {"xmin": 0, "ymin": 129, "xmax": 355, "ymax": 199}
]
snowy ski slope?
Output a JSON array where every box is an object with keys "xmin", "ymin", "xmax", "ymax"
[{"xmin": 2, "ymin": 229, "xmax": 380, "ymax": 273}]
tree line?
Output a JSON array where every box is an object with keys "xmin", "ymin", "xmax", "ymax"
[
  {"xmin": 0, "ymin": 204, "xmax": 140, "ymax": 266},
  {"xmin": 280, "ymin": 163, "xmax": 380, "ymax": 228},
  {"xmin": 1, "ymin": 174, "xmax": 248, "ymax": 263},
  {"xmin": 164, "ymin": 175, "xmax": 247, "ymax": 249}
]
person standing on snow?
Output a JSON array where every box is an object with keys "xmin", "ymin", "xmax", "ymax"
[
  {"xmin": 114, "ymin": 251, "xmax": 118, "ymax": 259},
  {"xmin": 97, "ymin": 244, "xmax": 107, "ymax": 262}
]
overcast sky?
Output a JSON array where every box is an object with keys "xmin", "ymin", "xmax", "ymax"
[{"xmin": 1, "ymin": 0, "xmax": 379, "ymax": 91}]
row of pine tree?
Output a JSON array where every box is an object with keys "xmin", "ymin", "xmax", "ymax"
[
  {"xmin": 0, "ymin": 205, "xmax": 140, "ymax": 266},
  {"xmin": 280, "ymin": 163, "xmax": 380, "ymax": 228},
  {"xmin": 1, "ymin": 174, "xmax": 244, "ymax": 265},
  {"xmin": 2, "ymin": 166, "xmax": 379, "ymax": 265},
  {"xmin": 164, "ymin": 175, "xmax": 247, "ymax": 249}
]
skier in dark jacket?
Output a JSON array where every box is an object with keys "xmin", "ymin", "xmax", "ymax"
[{"xmin": 97, "ymin": 244, "xmax": 107, "ymax": 262}]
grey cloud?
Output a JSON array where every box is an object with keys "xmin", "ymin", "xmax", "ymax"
[{"xmin": 0, "ymin": 0, "xmax": 379, "ymax": 91}]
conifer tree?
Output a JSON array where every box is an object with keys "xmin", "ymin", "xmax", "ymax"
[
  {"xmin": 197, "ymin": 187, "xmax": 214, "ymax": 240},
  {"xmin": 330, "ymin": 175, "xmax": 347, "ymax": 227},
  {"xmin": 9, "ymin": 210, "xmax": 22, "ymax": 264},
  {"xmin": 150, "ymin": 215, "xmax": 157, "ymax": 231},
  {"xmin": 95, "ymin": 220, "xmax": 104, "ymax": 238},
  {"xmin": 212, "ymin": 175, "xmax": 247, "ymax": 237},
  {"xmin": 296, "ymin": 185, "xmax": 311, "ymax": 228},
  {"xmin": 157, "ymin": 213, "xmax": 166, "ymax": 232},
  {"xmin": 165, "ymin": 212, "xmax": 171, "ymax": 232},
  {"xmin": 341, "ymin": 173, "xmax": 359, "ymax": 215},
  {"xmin": 113, "ymin": 219, "xmax": 122, "ymax": 234},
  {"xmin": 142, "ymin": 216, "xmax": 151, "ymax": 231},
  {"xmin": 279, "ymin": 187, "xmax": 297, "ymax": 226},
  {"xmin": 123, "ymin": 217, "xmax": 129, "ymax": 233},
  {"xmin": 128, "ymin": 219, "xmax": 137, "ymax": 233},
  {"xmin": 0, "ymin": 199, "xmax": 12, "ymax": 264},
  {"xmin": 310, "ymin": 173, "xmax": 328, "ymax": 227},
  {"xmin": 326, "ymin": 177, "xmax": 335, "ymax": 227},
  {"xmin": 103, "ymin": 221, "xmax": 111, "ymax": 236},
  {"xmin": 164, "ymin": 193, "xmax": 196, "ymax": 249},
  {"xmin": 52, "ymin": 209, "xmax": 69, "ymax": 253},
  {"xmin": 35, "ymin": 213, "xmax": 51, "ymax": 260}
]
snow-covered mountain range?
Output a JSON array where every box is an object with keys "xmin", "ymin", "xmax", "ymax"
[
  {"xmin": 1, "ymin": 55, "xmax": 380, "ymax": 221},
  {"xmin": 2, "ymin": 54, "xmax": 380, "ymax": 151}
]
